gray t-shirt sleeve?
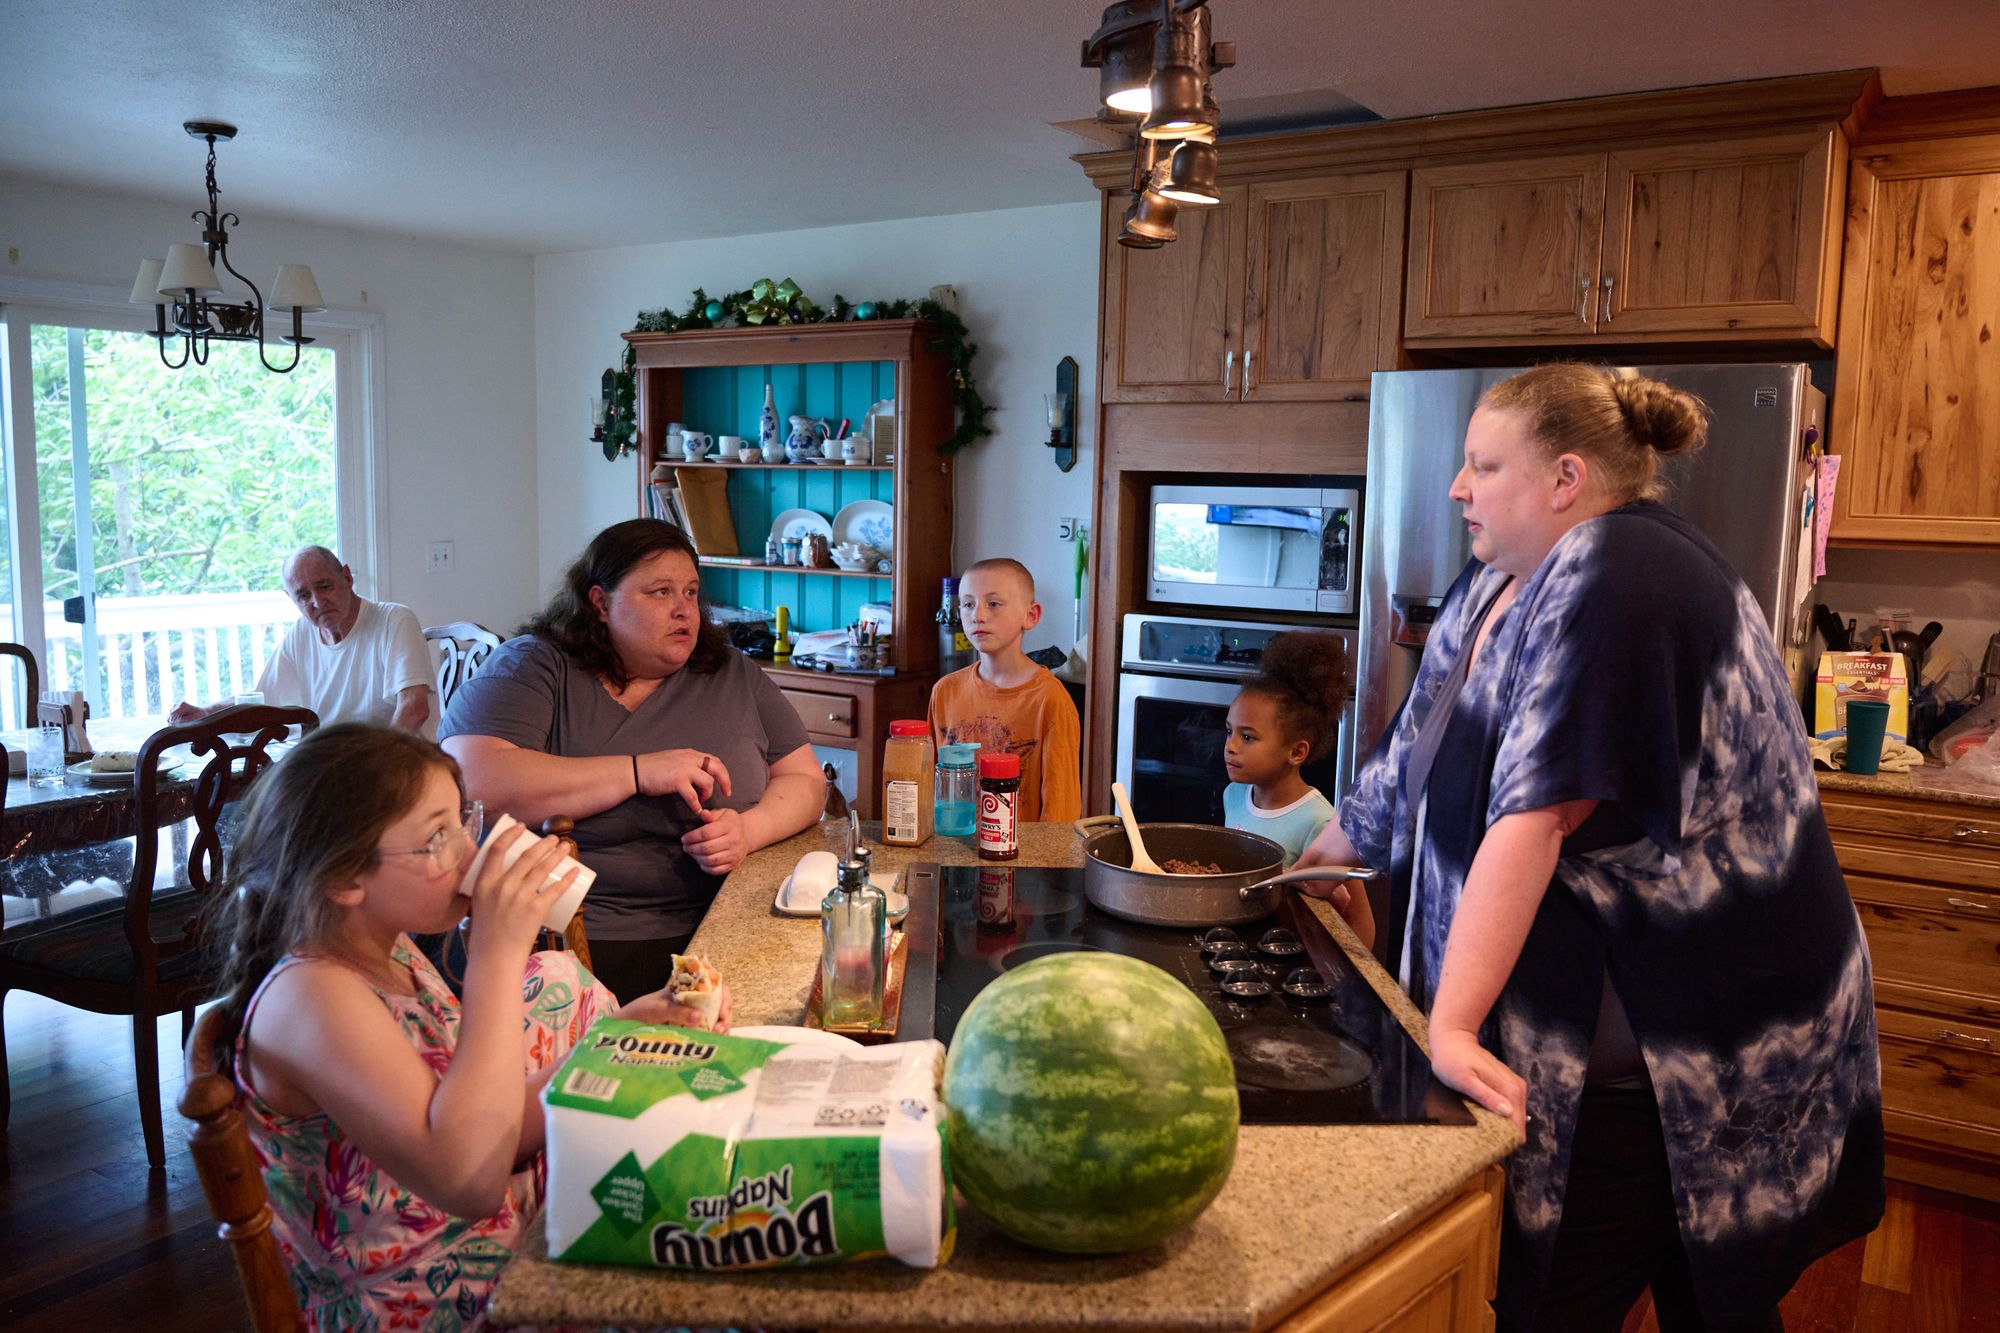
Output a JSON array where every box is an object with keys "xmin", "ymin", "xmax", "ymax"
[
  {"xmin": 748, "ymin": 660, "xmax": 811, "ymax": 762},
  {"xmin": 439, "ymin": 635, "xmax": 563, "ymax": 749}
]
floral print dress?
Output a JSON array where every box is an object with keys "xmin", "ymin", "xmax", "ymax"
[{"xmin": 234, "ymin": 939, "xmax": 614, "ymax": 1332}]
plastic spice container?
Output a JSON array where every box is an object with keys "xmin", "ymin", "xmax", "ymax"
[
  {"xmin": 976, "ymin": 751, "xmax": 1021, "ymax": 861},
  {"xmin": 934, "ymin": 742, "xmax": 981, "ymax": 838},
  {"xmin": 882, "ymin": 720, "xmax": 935, "ymax": 846}
]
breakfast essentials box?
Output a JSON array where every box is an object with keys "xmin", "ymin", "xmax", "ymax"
[
  {"xmin": 541, "ymin": 1022, "xmax": 953, "ymax": 1270},
  {"xmin": 1813, "ymin": 651, "xmax": 1909, "ymax": 743}
]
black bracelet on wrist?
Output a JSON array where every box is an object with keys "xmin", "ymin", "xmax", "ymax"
[{"xmin": 631, "ymin": 752, "xmax": 641, "ymax": 797}]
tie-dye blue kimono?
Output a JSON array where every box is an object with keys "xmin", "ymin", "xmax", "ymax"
[{"xmin": 1341, "ymin": 501, "xmax": 1883, "ymax": 1326}]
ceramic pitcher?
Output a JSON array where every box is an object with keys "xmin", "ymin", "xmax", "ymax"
[{"xmin": 785, "ymin": 415, "xmax": 829, "ymax": 465}]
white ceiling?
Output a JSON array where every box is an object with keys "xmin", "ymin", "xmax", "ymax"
[{"xmin": 4, "ymin": 0, "xmax": 1998, "ymax": 256}]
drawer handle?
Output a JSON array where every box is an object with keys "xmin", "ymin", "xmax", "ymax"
[
  {"xmin": 1946, "ymin": 897, "xmax": 1995, "ymax": 916},
  {"xmin": 1953, "ymin": 822, "xmax": 2000, "ymax": 842},
  {"xmin": 827, "ymin": 712, "xmax": 842, "ymax": 723},
  {"xmin": 1934, "ymin": 1029, "xmax": 1995, "ymax": 1052}
]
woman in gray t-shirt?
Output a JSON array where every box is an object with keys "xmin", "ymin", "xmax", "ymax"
[{"xmin": 441, "ymin": 520, "xmax": 819, "ymax": 1001}]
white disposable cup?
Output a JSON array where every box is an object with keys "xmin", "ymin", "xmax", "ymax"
[{"xmin": 460, "ymin": 812, "xmax": 596, "ymax": 934}]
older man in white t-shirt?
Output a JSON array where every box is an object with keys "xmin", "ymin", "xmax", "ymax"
[{"xmin": 169, "ymin": 546, "xmax": 438, "ymax": 737}]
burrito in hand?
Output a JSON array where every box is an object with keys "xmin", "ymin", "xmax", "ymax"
[{"xmin": 668, "ymin": 954, "xmax": 724, "ymax": 1028}]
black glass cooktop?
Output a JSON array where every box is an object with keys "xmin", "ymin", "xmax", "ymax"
[{"xmin": 905, "ymin": 864, "xmax": 1473, "ymax": 1126}]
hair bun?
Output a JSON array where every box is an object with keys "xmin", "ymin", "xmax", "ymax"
[{"xmin": 1610, "ymin": 377, "xmax": 1709, "ymax": 456}]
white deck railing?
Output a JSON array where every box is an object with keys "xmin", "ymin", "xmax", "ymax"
[{"xmin": 0, "ymin": 591, "xmax": 295, "ymax": 728}]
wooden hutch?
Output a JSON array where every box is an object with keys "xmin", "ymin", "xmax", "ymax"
[{"xmin": 622, "ymin": 320, "xmax": 955, "ymax": 818}]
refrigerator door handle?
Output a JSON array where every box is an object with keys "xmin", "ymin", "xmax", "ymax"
[{"xmin": 1601, "ymin": 273, "xmax": 1616, "ymax": 324}]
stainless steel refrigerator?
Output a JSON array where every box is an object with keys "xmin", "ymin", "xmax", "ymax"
[{"xmin": 1351, "ymin": 364, "xmax": 1825, "ymax": 779}]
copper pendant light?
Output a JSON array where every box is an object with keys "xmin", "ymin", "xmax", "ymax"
[{"xmin": 1085, "ymin": 2, "xmax": 1232, "ymax": 247}]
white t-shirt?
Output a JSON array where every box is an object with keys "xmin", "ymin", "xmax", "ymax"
[{"xmin": 255, "ymin": 598, "xmax": 438, "ymax": 738}]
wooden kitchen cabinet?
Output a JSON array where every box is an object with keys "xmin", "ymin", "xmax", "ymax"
[
  {"xmin": 1241, "ymin": 172, "xmax": 1408, "ymax": 402},
  {"xmin": 1829, "ymin": 132, "xmax": 2000, "ymax": 546},
  {"xmin": 1101, "ymin": 171, "xmax": 1406, "ymax": 404},
  {"xmin": 1406, "ymin": 130, "xmax": 1842, "ymax": 345},
  {"xmin": 1100, "ymin": 186, "xmax": 1246, "ymax": 403},
  {"xmin": 1405, "ymin": 153, "xmax": 1608, "ymax": 340},
  {"xmin": 1822, "ymin": 786, "xmax": 2000, "ymax": 1202}
]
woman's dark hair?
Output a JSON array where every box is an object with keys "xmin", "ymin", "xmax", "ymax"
[
  {"xmin": 523, "ymin": 518, "xmax": 731, "ymax": 688},
  {"xmin": 201, "ymin": 723, "xmax": 462, "ymax": 1074},
  {"xmin": 1244, "ymin": 631, "xmax": 1351, "ymax": 762}
]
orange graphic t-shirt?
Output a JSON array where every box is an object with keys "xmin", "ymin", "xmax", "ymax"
[{"xmin": 927, "ymin": 664, "xmax": 1082, "ymax": 824}]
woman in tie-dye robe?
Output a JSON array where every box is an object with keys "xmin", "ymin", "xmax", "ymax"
[{"xmin": 1306, "ymin": 366, "xmax": 1882, "ymax": 1331}]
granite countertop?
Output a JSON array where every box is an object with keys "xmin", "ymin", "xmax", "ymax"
[
  {"xmin": 492, "ymin": 823, "xmax": 1520, "ymax": 1332},
  {"xmin": 1815, "ymin": 763, "xmax": 2000, "ymax": 810}
]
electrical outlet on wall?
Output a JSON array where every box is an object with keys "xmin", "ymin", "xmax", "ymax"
[
  {"xmin": 425, "ymin": 541, "xmax": 455, "ymax": 574},
  {"xmin": 1057, "ymin": 517, "xmax": 1078, "ymax": 542}
]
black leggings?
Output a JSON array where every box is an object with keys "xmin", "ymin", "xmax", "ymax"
[
  {"xmin": 583, "ymin": 933, "xmax": 695, "ymax": 1005},
  {"xmin": 1502, "ymin": 1084, "xmax": 1786, "ymax": 1333}
]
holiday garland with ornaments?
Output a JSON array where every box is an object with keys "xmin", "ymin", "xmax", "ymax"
[{"xmin": 600, "ymin": 278, "xmax": 990, "ymax": 461}]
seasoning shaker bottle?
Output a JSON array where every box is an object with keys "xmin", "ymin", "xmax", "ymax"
[
  {"xmin": 819, "ymin": 842, "xmax": 886, "ymax": 1026},
  {"xmin": 977, "ymin": 751, "xmax": 1021, "ymax": 861},
  {"xmin": 882, "ymin": 720, "xmax": 935, "ymax": 846}
]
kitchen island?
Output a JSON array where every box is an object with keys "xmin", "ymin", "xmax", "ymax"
[{"xmin": 491, "ymin": 824, "xmax": 1520, "ymax": 1332}]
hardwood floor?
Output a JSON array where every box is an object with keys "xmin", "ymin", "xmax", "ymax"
[{"xmin": 2, "ymin": 990, "xmax": 1995, "ymax": 1331}]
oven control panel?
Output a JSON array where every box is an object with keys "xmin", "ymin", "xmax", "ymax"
[{"xmin": 1121, "ymin": 612, "xmax": 1353, "ymax": 678}]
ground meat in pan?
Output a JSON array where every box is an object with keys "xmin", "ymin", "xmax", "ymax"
[{"xmin": 1159, "ymin": 857, "xmax": 1224, "ymax": 875}]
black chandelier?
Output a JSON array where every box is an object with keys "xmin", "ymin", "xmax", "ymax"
[
  {"xmin": 129, "ymin": 121, "xmax": 325, "ymax": 374},
  {"xmin": 1081, "ymin": 0, "xmax": 1234, "ymax": 249}
]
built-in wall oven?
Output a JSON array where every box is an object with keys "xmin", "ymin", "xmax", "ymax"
[{"xmin": 1115, "ymin": 612, "xmax": 1358, "ymax": 825}]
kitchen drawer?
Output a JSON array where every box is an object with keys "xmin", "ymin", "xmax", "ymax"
[
  {"xmin": 1821, "ymin": 791, "xmax": 2000, "ymax": 857},
  {"xmin": 1850, "ymin": 873, "xmax": 2000, "ymax": 1019},
  {"xmin": 1875, "ymin": 1007, "xmax": 2000, "ymax": 1164},
  {"xmin": 782, "ymin": 688, "xmax": 857, "ymax": 740}
]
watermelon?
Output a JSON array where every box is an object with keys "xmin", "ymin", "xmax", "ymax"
[{"xmin": 941, "ymin": 952, "xmax": 1239, "ymax": 1253}]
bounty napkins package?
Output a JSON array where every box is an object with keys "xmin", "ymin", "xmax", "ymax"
[{"xmin": 542, "ymin": 1022, "xmax": 954, "ymax": 1270}]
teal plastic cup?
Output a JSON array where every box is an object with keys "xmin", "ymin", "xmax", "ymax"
[{"xmin": 1843, "ymin": 700, "xmax": 1891, "ymax": 776}]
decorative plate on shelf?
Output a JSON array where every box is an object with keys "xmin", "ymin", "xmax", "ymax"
[
  {"xmin": 769, "ymin": 509, "xmax": 833, "ymax": 548},
  {"xmin": 832, "ymin": 500, "xmax": 894, "ymax": 554}
]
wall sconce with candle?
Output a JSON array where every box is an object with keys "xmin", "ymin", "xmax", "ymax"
[{"xmin": 1046, "ymin": 356, "xmax": 1079, "ymax": 472}]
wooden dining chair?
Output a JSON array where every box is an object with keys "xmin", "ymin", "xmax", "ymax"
[
  {"xmin": 0, "ymin": 642, "xmax": 38, "ymax": 726},
  {"xmin": 423, "ymin": 622, "xmax": 504, "ymax": 712},
  {"xmin": 181, "ymin": 1004, "xmax": 303, "ymax": 1333},
  {"xmin": 0, "ymin": 703, "xmax": 318, "ymax": 1168}
]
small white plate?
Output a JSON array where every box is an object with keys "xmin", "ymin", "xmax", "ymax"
[
  {"xmin": 774, "ymin": 866, "xmax": 908, "ymax": 920},
  {"xmin": 731, "ymin": 1025, "xmax": 862, "ymax": 1052},
  {"xmin": 832, "ymin": 499, "xmax": 894, "ymax": 554},
  {"xmin": 67, "ymin": 757, "xmax": 182, "ymax": 787},
  {"xmin": 769, "ymin": 508, "xmax": 832, "ymax": 548}
]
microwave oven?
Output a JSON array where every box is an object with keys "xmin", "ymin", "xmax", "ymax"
[{"xmin": 1146, "ymin": 484, "xmax": 1359, "ymax": 615}]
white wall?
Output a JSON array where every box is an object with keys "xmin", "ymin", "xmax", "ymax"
[
  {"xmin": 0, "ymin": 175, "xmax": 539, "ymax": 631},
  {"xmin": 531, "ymin": 201, "xmax": 1101, "ymax": 656},
  {"xmin": 1817, "ymin": 547, "xmax": 2000, "ymax": 693}
]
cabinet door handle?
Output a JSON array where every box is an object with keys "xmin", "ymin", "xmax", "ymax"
[
  {"xmin": 1946, "ymin": 897, "xmax": 1995, "ymax": 916},
  {"xmin": 1953, "ymin": 822, "xmax": 2000, "ymax": 842},
  {"xmin": 1600, "ymin": 273, "xmax": 1616, "ymax": 324},
  {"xmin": 1934, "ymin": 1029, "xmax": 1996, "ymax": 1052},
  {"xmin": 1222, "ymin": 349, "xmax": 1235, "ymax": 396},
  {"xmin": 1242, "ymin": 349, "xmax": 1255, "ymax": 397},
  {"xmin": 1577, "ymin": 276, "xmax": 1593, "ymax": 325}
]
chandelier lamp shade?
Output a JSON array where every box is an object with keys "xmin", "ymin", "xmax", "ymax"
[
  {"xmin": 1084, "ymin": 1, "xmax": 1233, "ymax": 248},
  {"xmin": 130, "ymin": 121, "xmax": 324, "ymax": 374}
]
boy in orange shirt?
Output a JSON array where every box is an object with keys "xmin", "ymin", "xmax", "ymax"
[{"xmin": 927, "ymin": 558, "xmax": 1082, "ymax": 824}]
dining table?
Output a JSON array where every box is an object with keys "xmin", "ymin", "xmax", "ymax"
[{"xmin": 0, "ymin": 714, "xmax": 277, "ymax": 938}]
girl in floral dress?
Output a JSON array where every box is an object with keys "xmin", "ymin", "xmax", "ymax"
[{"xmin": 203, "ymin": 723, "xmax": 726, "ymax": 1331}]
